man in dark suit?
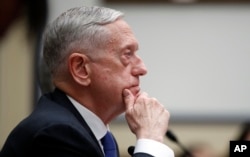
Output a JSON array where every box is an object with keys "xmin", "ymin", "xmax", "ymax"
[{"xmin": 0, "ymin": 6, "xmax": 174, "ymax": 157}]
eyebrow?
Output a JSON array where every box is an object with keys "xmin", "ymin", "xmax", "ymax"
[{"xmin": 122, "ymin": 40, "xmax": 139, "ymax": 52}]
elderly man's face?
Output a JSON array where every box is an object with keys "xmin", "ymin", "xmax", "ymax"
[{"xmin": 88, "ymin": 19, "xmax": 147, "ymax": 114}]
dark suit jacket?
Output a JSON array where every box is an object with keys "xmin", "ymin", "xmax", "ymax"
[{"xmin": 0, "ymin": 88, "xmax": 153, "ymax": 157}]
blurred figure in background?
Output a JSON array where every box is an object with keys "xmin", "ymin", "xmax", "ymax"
[
  {"xmin": 235, "ymin": 121, "xmax": 250, "ymax": 141},
  {"xmin": 0, "ymin": 0, "xmax": 48, "ymax": 99},
  {"xmin": 0, "ymin": 0, "xmax": 48, "ymax": 149},
  {"xmin": 0, "ymin": 0, "xmax": 47, "ymax": 39},
  {"xmin": 222, "ymin": 121, "xmax": 250, "ymax": 157}
]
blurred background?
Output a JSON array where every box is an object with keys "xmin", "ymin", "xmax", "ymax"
[{"xmin": 0, "ymin": 0, "xmax": 249, "ymax": 157}]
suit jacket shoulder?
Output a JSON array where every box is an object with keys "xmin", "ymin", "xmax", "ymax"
[{"xmin": 0, "ymin": 88, "xmax": 104, "ymax": 157}]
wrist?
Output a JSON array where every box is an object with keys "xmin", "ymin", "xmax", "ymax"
[{"xmin": 137, "ymin": 133, "xmax": 164, "ymax": 143}]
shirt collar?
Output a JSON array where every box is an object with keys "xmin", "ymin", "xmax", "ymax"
[{"xmin": 67, "ymin": 95, "xmax": 108, "ymax": 140}]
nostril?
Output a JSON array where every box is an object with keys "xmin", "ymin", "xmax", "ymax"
[{"xmin": 132, "ymin": 66, "xmax": 147, "ymax": 76}]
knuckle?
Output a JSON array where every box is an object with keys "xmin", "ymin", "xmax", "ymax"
[{"xmin": 164, "ymin": 109, "xmax": 170, "ymax": 117}]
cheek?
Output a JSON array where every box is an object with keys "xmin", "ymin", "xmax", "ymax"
[
  {"xmin": 92, "ymin": 61, "xmax": 132, "ymax": 89},
  {"xmin": 102, "ymin": 70, "xmax": 131, "ymax": 94}
]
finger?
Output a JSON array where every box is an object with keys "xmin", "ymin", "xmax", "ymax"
[
  {"xmin": 135, "ymin": 92, "xmax": 149, "ymax": 104},
  {"xmin": 122, "ymin": 89, "xmax": 135, "ymax": 110}
]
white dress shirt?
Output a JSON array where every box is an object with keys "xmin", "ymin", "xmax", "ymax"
[{"xmin": 67, "ymin": 96, "xmax": 174, "ymax": 157}]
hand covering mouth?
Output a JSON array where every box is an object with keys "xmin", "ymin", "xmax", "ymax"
[{"xmin": 129, "ymin": 85, "xmax": 140, "ymax": 96}]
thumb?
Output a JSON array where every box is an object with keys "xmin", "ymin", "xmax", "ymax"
[{"xmin": 122, "ymin": 89, "xmax": 135, "ymax": 110}]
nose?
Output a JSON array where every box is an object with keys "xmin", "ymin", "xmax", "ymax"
[{"xmin": 132, "ymin": 55, "xmax": 148, "ymax": 76}]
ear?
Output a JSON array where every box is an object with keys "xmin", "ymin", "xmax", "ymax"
[{"xmin": 68, "ymin": 53, "xmax": 91, "ymax": 86}]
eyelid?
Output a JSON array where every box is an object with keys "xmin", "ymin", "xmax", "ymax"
[
  {"xmin": 125, "ymin": 47, "xmax": 137, "ymax": 54},
  {"xmin": 125, "ymin": 50, "xmax": 132, "ymax": 54},
  {"xmin": 124, "ymin": 51, "xmax": 135, "ymax": 58}
]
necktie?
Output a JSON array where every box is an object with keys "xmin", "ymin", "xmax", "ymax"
[{"xmin": 101, "ymin": 131, "xmax": 118, "ymax": 157}]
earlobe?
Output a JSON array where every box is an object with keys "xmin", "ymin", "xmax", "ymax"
[{"xmin": 68, "ymin": 53, "xmax": 91, "ymax": 86}]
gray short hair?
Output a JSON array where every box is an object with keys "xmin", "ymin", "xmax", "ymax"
[{"xmin": 43, "ymin": 6, "xmax": 124, "ymax": 77}]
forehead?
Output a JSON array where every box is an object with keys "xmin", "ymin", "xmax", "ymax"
[{"xmin": 105, "ymin": 19, "xmax": 139, "ymax": 51}]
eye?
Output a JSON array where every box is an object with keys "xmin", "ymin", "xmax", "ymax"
[
  {"xmin": 121, "ymin": 49, "xmax": 134, "ymax": 66},
  {"xmin": 124, "ymin": 50, "xmax": 133, "ymax": 58}
]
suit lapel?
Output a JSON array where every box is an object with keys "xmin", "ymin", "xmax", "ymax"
[{"xmin": 51, "ymin": 88, "xmax": 105, "ymax": 157}]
